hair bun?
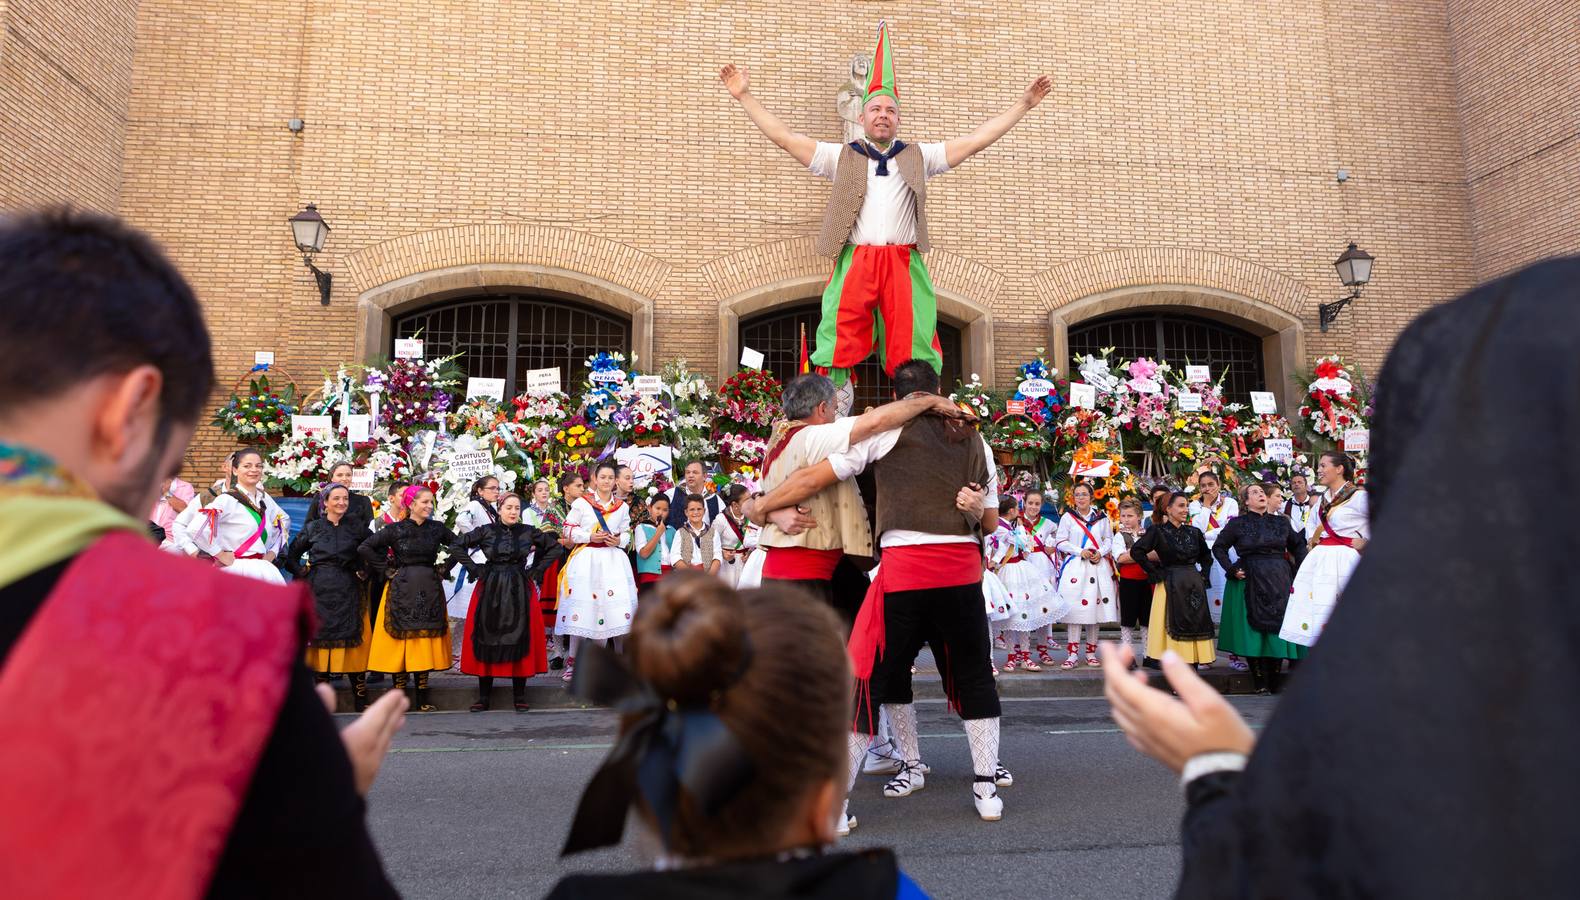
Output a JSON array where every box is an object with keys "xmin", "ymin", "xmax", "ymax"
[{"xmin": 631, "ymin": 572, "xmax": 749, "ymax": 707}]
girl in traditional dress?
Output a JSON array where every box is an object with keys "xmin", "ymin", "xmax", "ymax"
[
  {"xmin": 634, "ymin": 494, "xmax": 672, "ymax": 590},
  {"xmin": 1189, "ymin": 470, "xmax": 1240, "ymax": 670},
  {"xmin": 538, "ymin": 471, "xmax": 582, "ymax": 669},
  {"xmin": 1056, "ymin": 481, "xmax": 1120, "ymax": 669},
  {"xmin": 1131, "ymin": 491, "xmax": 1217, "ymax": 666},
  {"xmin": 998, "ymin": 497, "xmax": 1064, "ymax": 672},
  {"xmin": 1016, "ymin": 488, "xmax": 1062, "ymax": 666},
  {"xmin": 981, "ymin": 497, "xmax": 1015, "ymax": 675},
  {"xmin": 1110, "ymin": 497, "xmax": 1153, "ymax": 668},
  {"xmin": 556, "ymin": 462, "xmax": 637, "ymax": 683},
  {"xmin": 1281, "ymin": 451, "xmax": 1369, "ymax": 648},
  {"xmin": 446, "ymin": 475, "xmax": 502, "ymax": 660},
  {"xmin": 358, "ymin": 485, "xmax": 456, "ymax": 711},
  {"xmin": 283, "ymin": 484, "xmax": 372, "ymax": 710},
  {"xmin": 667, "ymin": 494, "xmax": 721, "ymax": 577},
  {"xmin": 1214, "ymin": 482, "xmax": 1308, "ymax": 693},
  {"xmin": 711, "ymin": 485, "xmax": 758, "ymax": 587},
  {"xmin": 449, "ymin": 492, "xmax": 565, "ymax": 712},
  {"xmin": 186, "ymin": 447, "xmax": 290, "ymax": 583}
]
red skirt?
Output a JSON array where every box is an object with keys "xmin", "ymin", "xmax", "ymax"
[
  {"xmin": 538, "ymin": 558, "xmax": 562, "ymax": 631},
  {"xmin": 461, "ymin": 581, "xmax": 548, "ymax": 677}
]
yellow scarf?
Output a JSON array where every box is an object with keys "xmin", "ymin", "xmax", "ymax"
[{"xmin": 0, "ymin": 444, "xmax": 147, "ymax": 590}]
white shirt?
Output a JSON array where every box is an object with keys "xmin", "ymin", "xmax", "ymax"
[
  {"xmin": 828, "ymin": 427, "xmax": 998, "ymax": 548},
  {"xmin": 184, "ymin": 487, "xmax": 290, "ymax": 558},
  {"xmin": 1284, "ymin": 496, "xmax": 1316, "ymax": 535},
  {"xmin": 565, "ymin": 494, "xmax": 631, "ymax": 548},
  {"xmin": 808, "ymin": 140, "xmax": 951, "ymax": 246}
]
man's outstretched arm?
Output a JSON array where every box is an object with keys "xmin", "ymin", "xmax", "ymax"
[
  {"xmin": 848, "ymin": 393, "xmax": 968, "ymax": 445},
  {"xmin": 721, "ymin": 64, "xmax": 817, "ymax": 167},
  {"xmin": 944, "ymin": 75, "xmax": 1052, "ymax": 169},
  {"xmin": 751, "ymin": 460, "xmax": 841, "ymax": 521}
]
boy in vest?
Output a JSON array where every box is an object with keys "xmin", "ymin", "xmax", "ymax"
[
  {"xmin": 754, "ymin": 360, "xmax": 1009, "ymax": 825},
  {"xmin": 721, "ymin": 24, "xmax": 1051, "ymax": 409}
]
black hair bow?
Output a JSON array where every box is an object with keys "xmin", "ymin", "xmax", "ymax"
[{"xmin": 560, "ymin": 642, "xmax": 756, "ymax": 855}]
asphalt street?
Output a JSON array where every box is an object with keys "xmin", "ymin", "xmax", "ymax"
[{"xmin": 364, "ymin": 694, "xmax": 1281, "ymax": 899}]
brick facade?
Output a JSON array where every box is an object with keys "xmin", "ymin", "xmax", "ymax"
[{"xmin": 5, "ymin": 0, "xmax": 1575, "ymax": 473}]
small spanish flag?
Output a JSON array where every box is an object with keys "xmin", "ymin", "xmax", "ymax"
[{"xmin": 798, "ymin": 322, "xmax": 811, "ymax": 375}]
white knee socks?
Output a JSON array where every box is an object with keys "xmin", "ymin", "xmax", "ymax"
[
  {"xmin": 845, "ymin": 731, "xmax": 869, "ymax": 793},
  {"xmin": 883, "ymin": 703, "xmax": 920, "ymax": 765},
  {"xmin": 964, "ymin": 717, "xmax": 1001, "ymax": 795}
]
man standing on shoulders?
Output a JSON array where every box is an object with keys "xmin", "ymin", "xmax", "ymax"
[
  {"xmin": 754, "ymin": 359, "xmax": 1009, "ymax": 827},
  {"xmin": 0, "ymin": 209, "xmax": 403, "ymax": 897}
]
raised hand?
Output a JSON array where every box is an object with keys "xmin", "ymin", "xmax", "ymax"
[
  {"xmin": 1022, "ymin": 74, "xmax": 1053, "ymax": 109},
  {"xmin": 720, "ymin": 64, "xmax": 750, "ymax": 99},
  {"xmin": 1101, "ymin": 643, "xmax": 1255, "ymax": 774}
]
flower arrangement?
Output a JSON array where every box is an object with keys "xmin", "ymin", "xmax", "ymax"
[
  {"xmin": 663, "ymin": 358, "xmax": 719, "ymax": 463},
  {"xmin": 264, "ymin": 433, "xmax": 344, "ymax": 495},
  {"xmin": 447, "ymin": 398, "xmax": 506, "ymax": 439},
  {"xmin": 548, "ymin": 415, "xmax": 598, "ymax": 474},
  {"xmin": 986, "ymin": 415, "xmax": 1051, "ymax": 466},
  {"xmin": 507, "ymin": 391, "xmax": 572, "ymax": 456},
  {"xmin": 628, "ymin": 392, "xmax": 674, "ymax": 445},
  {"xmin": 366, "ymin": 443, "xmax": 412, "ymax": 486},
  {"xmin": 1062, "ymin": 441, "xmax": 1137, "ymax": 523},
  {"xmin": 715, "ymin": 431, "xmax": 768, "ymax": 470},
  {"xmin": 581, "ymin": 351, "xmax": 630, "ymax": 426},
  {"xmin": 367, "ymin": 355, "xmax": 462, "ymax": 438},
  {"xmin": 1008, "ymin": 349, "xmax": 1066, "ymax": 427},
  {"xmin": 714, "ymin": 369, "xmax": 782, "ymax": 441},
  {"xmin": 1293, "ymin": 356, "xmax": 1370, "ymax": 449},
  {"xmin": 212, "ymin": 372, "xmax": 297, "ymax": 443},
  {"xmin": 949, "ymin": 373, "xmax": 1000, "ymax": 420}
]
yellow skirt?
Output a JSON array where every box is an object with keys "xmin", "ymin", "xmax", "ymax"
[
  {"xmin": 305, "ymin": 606, "xmax": 372, "ymax": 675},
  {"xmin": 1146, "ymin": 582, "xmax": 1217, "ymax": 664},
  {"xmin": 367, "ymin": 585, "xmax": 451, "ymax": 674}
]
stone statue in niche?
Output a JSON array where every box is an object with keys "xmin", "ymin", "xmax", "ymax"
[{"xmin": 836, "ymin": 54, "xmax": 871, "ymax": 144}]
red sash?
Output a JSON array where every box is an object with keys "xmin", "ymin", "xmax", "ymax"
[
  {"xmin": 0, "ymin": 533, "xmax": 312, "ymax": 899},
  {"xmin": 1319, "ymin": 535, "xmax": 1354, "ymax": 547},
  {"xmin": 228, "ymin": 490, "xmax": 268, "ymax": 557},
  {"xmin": 1067, "ymin": 511, "xmax": 1119, "ymax": 580},
  {"xmin": 1022, "ymin": 519, "xmax": 1052, "ymax": 557},
  {"xmin": 721, "ymin": 510, "xmax": 745, "ymax": 548}
]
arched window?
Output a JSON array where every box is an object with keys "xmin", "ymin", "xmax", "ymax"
[
  {"xmin": 392, "ymin": 295, "xmax": 631, "ymax": 397},
  {"xmin": 1068, "ymin": 312, "xmax": 1266, "ymax": 401},
  {"xmin": 738, "ymin": 303, "xmax": 963, "ymax": 411}
]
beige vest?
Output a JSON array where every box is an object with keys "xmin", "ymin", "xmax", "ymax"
[
  {"xmin": 757, "ymin": 419, "xmax": 874, "ymax": 555},
  {"xmin": 814, "ymin": 142, "xmax": 931, "ymax": 258}
]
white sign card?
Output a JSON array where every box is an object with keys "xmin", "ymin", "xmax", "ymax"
[
  {"xmin": 1017, "ymin": 378, "xmax": 1054, "ymax": 399},
  {"xmin": 447, "ymin": 449, "xmax": 494, "ymax": 481},
  {"xmin": 615, "ymin": 445, "xmax": 675, "ymax": 489},
  {"xmin": 1185, "ymin": 365, "xmax": 1211, "ymax": 383},
  {"xmin": 1177, "ymin": 392, "xmax": 1203, "ymax": 412},
  {"xmin": 1343, "ymin": 428, "xmax": 1371, "ymax": 452},
  {"xmin": 1249, "ymin": 391, "xmax": 1279, "ymax": 415},
  {"xmin": 341, "ymin": 414, "xmax": 371, "ymax": 443},
  {"xmin": 394, "ymin": 338, "xmax": 424, "ymax": 360},
  {"xmin": 740, "ymin": 347, "xmax": 765, "ymax": 370},
  {"xmin": 349, "ymin": 468, "xmax": 376, "ymax": 492},
  {"xmin": 466, "ymin": 377, "xmax": 506, "ymax": 402},
  {"xmin": 633, "ymin": 375, "xmax": 663, "ymax": 397},
  {"xmin": 253, "ymin": 350, "xmax": 275, "ymax": 366},
  {"xmin": 525, "ymin": 367, "xmax": 561, "ymax": 396},
  {"xmin": 1264, "ymin": 438, "xmax": 1294, "ymax": 463},
  {"xmin": 1069, "ymin": 458, "xmax": 1115, "ymax": 478},
  {"xmin": 291, "ymin": 414, "xmax": 334, "ymax": 439},
  {"xmin": 1069, "ymin": 382, "xmax": 1096, "ymax": 409}
]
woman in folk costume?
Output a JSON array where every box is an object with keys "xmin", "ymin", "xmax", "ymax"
[
  {"xmin": 445, "ymin": 475, "xmax": 501, "ymax": 618},
  {"xmin": 449, "ymin": 492, "xmax": 565, "ymax": 712},
  {"xmin": 1016, "ymin": 487, "xmax": 1063, "ymax": 666},
  {"xmin": 556, "ymin": 461, "xmax": 637, "ymax": 684},
  {"xmin": 667, "ymin": 493, "xmax": 721, "ymax": 577},
  {"xmin": 633, "ymin": 494, "xmax": 672, "ymax": 590},
  {"xmin": 1280, "ymin": 451, "xmax": 1369, "ymax": 647},
  {"xmin": 186, "ymin": 447, "xmax": 290, "ymax": 584},
  {"xmin": 720, "ymin": 22, "xmax": 1050, "ymax": 415},
  {"xmin": 283, "ymin": 483, "xmax": 373, "ymax": 710},
  {"xmin": 1130, "ymin": 491, "xmax": 1217, "ymax": 666},
  {"xmin": 1189, "ymin": 470, "xmax": 1239, "ymax": 669},
  {"xmin": 1055, "ymin": 481, "xmax": 1120, "ymax": 669},
  {"xmin": 1110, "ymin": 497, "xmax": 1154, "ymax": 667},
  {"xmin": 997, "ymin": 496, "xmax": 1066, "ymax": 672},
  {"xmin": 710, "ymin": 484, "xmax": 759, "ymax": 587},
  {"xmin": 358, "ymin": 485, "xmax": 457, "ymax": 711},
  {"xmin": 1212, "ymin": 482, "xmax": 1308, "ymax": 693}
]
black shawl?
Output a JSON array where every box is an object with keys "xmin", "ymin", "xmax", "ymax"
[
  {"xmin": 448, "ymin": 522, "xmax": 564, "ymax": 662},
  {"xmin": 1131, "ymin": 521, "xmax": 1215, "ymax": 640},
  {"xmin": 284, "ymin": 517, "xmax": 367, "ymax": 647},
  {"xmin": 1211, "ymin": 511, "xmax": 1306, "ymax": 633},
  {"xmin": 357, "ymin": 519, "xmax": 456, "ymax": 639},
  {"xmin": 1175, "ymin": 256, "xmax": 1580, "ymax": 898}
]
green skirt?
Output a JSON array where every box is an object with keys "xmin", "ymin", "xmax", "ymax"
[{"xmin": 1218, "ymin": 579, "xmax": 1309, "ymax": 660}]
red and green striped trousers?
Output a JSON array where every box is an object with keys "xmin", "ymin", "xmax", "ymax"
[{"xmin": 810, "ymin": 243, "xmax": 942, "ymax": 386}]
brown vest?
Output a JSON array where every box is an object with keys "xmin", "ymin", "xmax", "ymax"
[
  {"xmin": 873, "ymin": 414, "xmax": 990, "ymax": 541},
  {"xmin": 814, "ymin": 142, "xmax": 930, "ymax": 258}
]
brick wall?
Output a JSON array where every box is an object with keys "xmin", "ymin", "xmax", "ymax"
[
  {"xmin": 1446, "ymin": 0, "xmax": 1580, "ymax": 281},
  {"xmin": 101, "ymin": 0, "xmax": 1502, "ymax": 472},
  {"xmin": 0, "ymin": 0, "xmax": 140, "ymax": 212}
]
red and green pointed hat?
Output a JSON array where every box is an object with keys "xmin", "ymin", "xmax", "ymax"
[{"xmin": 862, "ymin": 20, "xmax": 898, "ymax": 105}]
